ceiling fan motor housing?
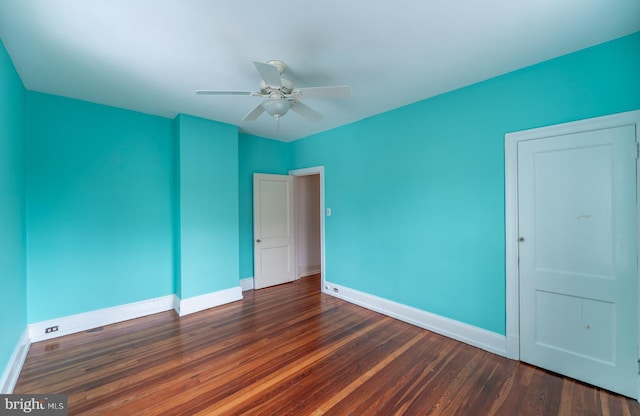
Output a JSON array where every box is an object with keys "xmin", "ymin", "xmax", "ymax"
[{"xmin": 260, "ymin": 77, "xmax": 293, "ymax": 95}]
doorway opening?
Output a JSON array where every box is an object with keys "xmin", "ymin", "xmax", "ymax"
[{"xmin": 290, "ymin": 166, "xmax": 325, "ymax": 292}]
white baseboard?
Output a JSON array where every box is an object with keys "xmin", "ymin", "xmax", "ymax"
[
  {"xmin": 298, "ymin": 265, "xmax": 321, "ymax": 278},
  {"xmin": 176, "ymin": 286, "xmax": 242, "ymax": 317},
  {"xmin": 323, "ymin": 281, "xmax": 508, "ymax": 357},
  {"xmin": 28, "ymin": 286, "xmax": 245, "ymax": 341},
  {"xmin": 29, "ymin": 295, "xmax": 177, "ymax": 343},
  {"xmin": 240, "ymin": 277, "xmax": 254, "ymax": 291},
  {"xmin": 506, "ymin": 334, "xmax": 520, "ymax": 360},
  {"xmin": 6, "ymin": 286, "xmax": 242, "ymax": 390},
  {"xmin": 172, "ymin": 295, "xmax": 181, "ymax": 316},
  {"xmin": 0, "ymin": 328, "xmax": 30, "ymax": 393}
]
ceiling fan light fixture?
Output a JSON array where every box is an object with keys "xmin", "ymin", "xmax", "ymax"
[{"xmin": 262, "ymin": 100, "xmax": 292, "ymax": 118}]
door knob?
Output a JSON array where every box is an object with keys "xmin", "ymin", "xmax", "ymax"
[
  {"xmin": 519, "ymin": 237, "xmax": 525, "ymax": 242},
  {"xmin": 256, "ymin": 239, "xmax": 261, "ymax": 243}
]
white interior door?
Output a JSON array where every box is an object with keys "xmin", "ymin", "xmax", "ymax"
[
  {"xmin": 254, "ymin": 173, "xmax": 296, "ymax": 290},
  {"xmin": 518, "ymin": 126, "xmax": 638, "ymax": 397}
]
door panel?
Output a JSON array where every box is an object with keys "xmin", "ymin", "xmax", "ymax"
[
  {"xmin": 535, "ymin": 291, "xmax": 614, "ymax": 364},
  {"xmin": 253, "ymin": 174, "xmax": 295, "ymax": 289},
  {"xmin": 531, "ymin": 142, "xmax": 614, "ymax": 278},
  {"xmin": 259, "ymin": 179, "xmax": 291, "ymax": 238},
  {"xmin": 518, "ymin": 125, "xmax": 637, "ymax": 397}
]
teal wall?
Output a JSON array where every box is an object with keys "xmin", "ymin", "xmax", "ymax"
[
  {"xmin": 291, "ymin": 32, "xmax": 640, "ymax": 334},
  {"xmin": 176, "ymin": 115, "xmax": 239, "ymax": 298},
  {"xmin": 25, "ymin": 92, "xmax": 175, "ymax": 322},
  {"xmin": 2, "ymin": 30, "xmax": 639, "ymax": 384},
  {"xmin": 238, "ymin": 133, "xmax": 292, "ymax": 279},
  {"xmin": 0, "ymin": 40, "xmax": 27, "ymax": 385}
]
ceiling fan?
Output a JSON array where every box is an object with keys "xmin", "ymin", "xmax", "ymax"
[{"xmin": 196, "ymin": 60, "xmax": 351, "ymax": 123}]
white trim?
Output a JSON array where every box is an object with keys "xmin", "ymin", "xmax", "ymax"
[
  {"xmin": 176, "ymin": 286, "xmax": 242, "ymax": 317},
  {"xmin": 240, "ymin": 277, "xmax": 254, "ymax": 291},
  {"xmin": 324, "ymin": 281, "xmax": 508, "ymax": 357},
  {"xmin": 504, "ymin": 132, "xmax": 521, "ymax": 360},
  {"xmin": 298, "ymin": 265, "xmax": 321, "ymax": 278},
  {"xmin": 289, "ymin": 166, "xmax": 326, "ymax": 292},
  {"xmin": 29, "ymin": 295, "xmax": 177, "ymax": 342},
  {"xmin": 506, "ymin": 110, "xmax": 640, "ymax": 141},
  {"xmin": 637, "ymin": 119, "xmax": 640, "ymax": 402},
  {"xmin": 172, "ymin": 295, "xmax": 181, "ymax": 316},
  {"xmin": 0, "ymin": 328, "xmax": 30, "ymax": 393},
  {"xmin": 504, "ymin": 109, "xmax": 640, "ymax": 364}
]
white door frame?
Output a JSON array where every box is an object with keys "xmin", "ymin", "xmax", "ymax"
[
  {"xmin": 504, "ymin": 110, "xmax": 640, "ymax": 396},
  {"xmin": 289, "ymin": 166, "xmax": 326, "ymax": 292}
]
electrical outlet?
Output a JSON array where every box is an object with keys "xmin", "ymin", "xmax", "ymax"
[{"xmin": 45, "ymin": 326, "xmax": 59, "ymax": 334}]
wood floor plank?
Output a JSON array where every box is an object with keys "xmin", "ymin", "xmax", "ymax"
[
  {"xmin": 310, "ymin": 331, "xmax": 427, "ymax": 415},
  {"xmin": 14, "ymin": 274, "xmax": 640, "ymax": 415}
]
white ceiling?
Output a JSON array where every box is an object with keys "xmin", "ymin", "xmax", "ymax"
[{"xmin": 1, "ymin": 1, "xmax": 639, "ymax": 142}]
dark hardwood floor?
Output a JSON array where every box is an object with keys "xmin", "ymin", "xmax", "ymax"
[{"xmin": 15, "ymin": 274, "xmax": 640, "ymax": 415}]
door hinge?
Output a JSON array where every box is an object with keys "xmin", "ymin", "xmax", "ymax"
[{"xmin": 635, "ymin": 142, "xmax": 639, "ymax": 160}]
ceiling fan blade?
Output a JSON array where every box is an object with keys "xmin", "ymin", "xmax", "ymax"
[
  {"xmin": 242, "ymin": 102, "xmax": 265, "ymax": 121},
  {"xmin": 253, "ymin": 61, "xmax": 282, "ymax": 87},
  {"xmin": 290, "ymin": 100, "xmax": 323, "ymax": 121},
  {"xmin": 291, "ymin": 85, "xmax": 351, "ymax": 99},
  {"xmin": 196, "ymin": 90, "xmax": 254, "ymax": 95}
]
